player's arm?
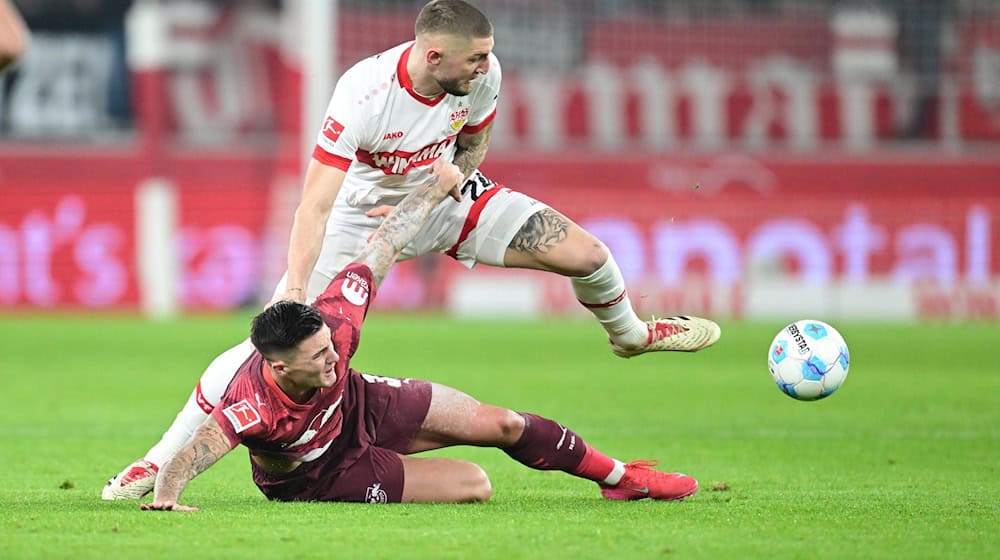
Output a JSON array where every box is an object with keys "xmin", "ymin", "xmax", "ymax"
[
  {"xmin": 355, "ymin": 158, "xmax": 463, "ymax": 287},
  {"xmin": 0, "ymin": 0, "xmax": 29, "ymax": 72},
  {"xmin": 284, "ymin": 159, "xmax": 348, "ymax": 302},
  {"xmin": 140, "ymin": 416, "xmax": 235, "ymax": 512},
  {"xmin": 452, "ymin": 122, "xmax": 493, "ymax": 181}
]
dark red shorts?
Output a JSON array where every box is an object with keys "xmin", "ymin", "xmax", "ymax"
[{"xmin": 251, "ymin": 370, "xmax": 432, "ymax": 503}]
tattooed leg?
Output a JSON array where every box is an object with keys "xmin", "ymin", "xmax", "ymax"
[
  {"xmin": 504, "ymin": 208, "xmax": 648, "ymax": 347},
  {"xmin": 508, "ymin": 209, "xmax": 570, "ymax": 254},
  {"xmin": 503, "ymin": 208, "xmax": 608, "ymax": 277}
]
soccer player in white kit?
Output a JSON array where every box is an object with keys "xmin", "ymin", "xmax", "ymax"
[{"xmin": 103, "ymin": 0, "xmax": 720, "ymax": 500}]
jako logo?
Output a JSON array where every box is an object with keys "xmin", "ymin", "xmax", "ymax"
[{"xmin": 383, "ymin": 131, "xmax": 404, "ymax": 140}]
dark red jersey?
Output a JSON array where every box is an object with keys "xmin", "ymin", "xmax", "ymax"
[{"xmin": 211, "ymin": 263, "xmax": 376, "ymax": 464}]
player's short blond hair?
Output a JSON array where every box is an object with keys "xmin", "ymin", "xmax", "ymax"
[{"xmin": 415, "ymin": 0, "xmax": 492, "ymax": 39}]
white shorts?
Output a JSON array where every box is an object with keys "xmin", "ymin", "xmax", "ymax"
[{"xmin": 273, "ymin": 170, "xmax": 548, "ymax": 302}]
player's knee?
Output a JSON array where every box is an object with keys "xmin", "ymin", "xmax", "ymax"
[
  {"xmin": 570, "ymin": 237, "xmax": 608, "ymax": 277},
  {"xmin": 466, "ymin": 463, "xmax": 493, "ymax": 502},
  {"xmin": 476, "ymin": 407, "xmax": 525, "ymax": 446},
  {"xmin": 458, "ymin": 463, "xmax": 492, "ymax": 502},
  {"xmin": 496, "ymin": 409, "xmax": 525, "ymax": 445}
]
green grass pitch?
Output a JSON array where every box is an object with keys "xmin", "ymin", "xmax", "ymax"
[{"xmin": 1, "ymin": 314, "xmax": 997, "ymax": 559}]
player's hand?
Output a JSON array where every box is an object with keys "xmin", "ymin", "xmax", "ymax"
[
  {"xmin": 141, "ymin": 500, "xmax": 198, "ymax": 512},
  {"xmin": 431, "ymin": 158, "xmax": 463, "ymax": 202},
  {"xmin": 365, "ymin": 205, "xmax": 395, "ymax": 219}
]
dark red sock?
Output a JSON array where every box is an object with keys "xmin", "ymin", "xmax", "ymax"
[
  {"xmin": 502, "ymin": 413, "xmax": 615, "ymax": 482},
  {"xmin": 574, "ymin": 445, "xmax": 616, "ymax": 482}
]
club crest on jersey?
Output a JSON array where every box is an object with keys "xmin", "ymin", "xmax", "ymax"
[
  {"xmin": 449, "ymin": 107, "xmax": 469, "ymax": 131},
  {"xmin": 366, "ymin": 482, "xmax": 388, "ymax": 504},
  {"xmin": 341, "ymin": 271, "xmax": 370, "ymax": 306},
  {"xmin": 322, "ymin": 117, "xmax": 345, "ymax": 143},
  {"xmin": 222, "ymin": 400, "xmax": 261, "ymax": 433}
]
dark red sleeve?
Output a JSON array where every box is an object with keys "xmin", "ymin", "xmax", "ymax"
[
  {"xmin": 313, "ymin": 263, "xmax": 377, "ymax": 358},
  {"xmin": 211, "ymin": 376, "xmax": 268, "ymax": 448}
]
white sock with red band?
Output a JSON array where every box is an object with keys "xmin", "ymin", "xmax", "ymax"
[{"xmin": 570, "ymin": 252, "xmax": 648, "ymax": 348}]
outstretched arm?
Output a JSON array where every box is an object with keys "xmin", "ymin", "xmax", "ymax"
[
  {"xmin": 355, "ymin": 158, "xmax": 463, "ymax": 287},
  {"xmin": 141, "ymin": 416, "xmax": 235, "ymax": 512},
  {"xmin": 283, "ymin": 160, "xmax": 349, "ymax": 303}
]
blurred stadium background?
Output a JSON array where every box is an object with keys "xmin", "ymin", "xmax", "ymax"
[{"xmin": 1, "ymin": 0, "xmax": 998, "ymax": 322}]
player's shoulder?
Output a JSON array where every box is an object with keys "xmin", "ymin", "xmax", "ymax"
[
  {"xmin": 335, "ymin": 42, "xmax": 411, "ymax": 118},
  {"xmin": 339, "ymin": 42, "xmax": 410, "ymax": 94}
]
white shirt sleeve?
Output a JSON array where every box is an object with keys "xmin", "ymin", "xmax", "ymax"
[{"xmin": 313, "ymin": 67, "xmax": 369, "ymax": 170}]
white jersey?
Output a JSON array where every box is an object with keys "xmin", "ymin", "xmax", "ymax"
[{"xmin": 313, "ymin": 41, "xmax": 501, "ymax": 209}]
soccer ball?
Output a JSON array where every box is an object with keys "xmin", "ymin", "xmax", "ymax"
[{"xmin": 767, "ymin": 320, "xmax": 850, "ymax": 401}]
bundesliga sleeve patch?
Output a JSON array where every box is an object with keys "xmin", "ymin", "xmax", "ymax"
[
  {"xmin": 322, "ymin": 117, "xmax": 345, "ymax": 143},
  {"xmin": 222, "ymin": 399, "xmax": 262, "ymax": 433}
]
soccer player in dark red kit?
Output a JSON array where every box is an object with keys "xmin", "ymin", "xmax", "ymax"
[{"xmin": 141, "ymin": 159, "xmax": 696, "ymax": 510}]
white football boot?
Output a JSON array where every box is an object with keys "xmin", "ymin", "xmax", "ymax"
[
  {"xmin": 610, "ymin": 315, "xmax": 721, "ymax": 358},
  {"xmin": 102, "ymin": 460, "xmax": 158, "ymax": 500}
]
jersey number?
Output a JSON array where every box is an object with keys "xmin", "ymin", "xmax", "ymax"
[
  {"xmin": 360, "ymin": 373, "xmax": 405, "ymax": 388},
  {"xmin": 460, "ymin": 172, "xmax": 495, "ymax": 201}
]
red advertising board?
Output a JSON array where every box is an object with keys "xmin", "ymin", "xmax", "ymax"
[{"xmin": 1, "ymin": 152, "xmax": 998, "ymax": 317}]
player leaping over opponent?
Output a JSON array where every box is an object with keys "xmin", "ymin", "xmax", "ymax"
[
  {"xmin": 139, "ymin": 159, "xmax": 697, "ymax": 509},
  {"xmin": 104, "ymin": 0, "xmax": 719, "ymax": 500}
]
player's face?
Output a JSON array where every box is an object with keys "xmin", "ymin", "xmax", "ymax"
[
  {"xmin": 434, "ymin": 35, "xmax": 493, "ymax": 96},
  {"xmin": 283, "ymin": 324, "xmax": 339, "ymax": 390}
]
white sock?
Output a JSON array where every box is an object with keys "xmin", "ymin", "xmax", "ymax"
[
  {"xmin": 602, "ymin": 460, "xmax": 627, "ymax": 486},
  {"xmin": 570, "ymin": 252, "xmax": 648, "ymax": 348},
  {"xmin": 144, "ymin": 339, "xmax": 255, "ymax": 467}
]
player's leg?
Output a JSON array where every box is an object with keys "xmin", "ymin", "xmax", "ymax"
[
  {"xmin": 504, "ymin": 207, "xmax": 720, "ymax": 356},
  {"xmin": 407, "ymin": 383, "xmax": 697, "ymax": 501},
  {"xmin": 436, "ymin": 172, "xmax": 720, "ymax": 357},
  {"xmin": 399, "ymin": 456, "xmax": 492, "ymax": 503}
]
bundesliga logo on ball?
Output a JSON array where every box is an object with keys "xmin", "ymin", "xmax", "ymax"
[{"xmin": 768, "ymin": 320, "xmax": 850, "ymax": 401}]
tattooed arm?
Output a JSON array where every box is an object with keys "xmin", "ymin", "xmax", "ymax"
[
  {"xmin": 452, "ymin": 123, "xmax": 493, "ymax": 181},
  {"xmin": 356, "ymin": 159, "xmax": 463, "ymax": 287},
  {"xmin": 140, "ymin": 416, "xmax": 235, "ymax": 512}
]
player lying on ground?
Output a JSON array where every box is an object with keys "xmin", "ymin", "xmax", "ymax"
[
  {"xmin": 105, "ymin": 0, "xmax": 720, "ymax": 500},
  {"xmin": 140, "ymin": 159, "xmax": 697, "ymax": 509}
]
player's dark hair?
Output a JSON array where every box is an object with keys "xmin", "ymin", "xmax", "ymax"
[
  {"xmin": 250, "ymin": 301, "xmax": 324, "ymax": 358},
  {"xmin": 415, "ymin": 0, "xmax": 492, "ymax": 39}
]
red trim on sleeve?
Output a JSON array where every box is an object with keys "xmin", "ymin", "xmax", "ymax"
[
  {"xmin": 195, "ymin": 382, "xmax": 215, "ymax": 414},
  {"xmin": 312, "ymin": 146, "xmax": 353, "ymax": 170},
  {"xmin": 445, "ymin": 186, "xmax": 509, "ymax": 259},
  {"xmin": 461, "ymin": 108, "xmax": 496, "ymax": 135}
]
